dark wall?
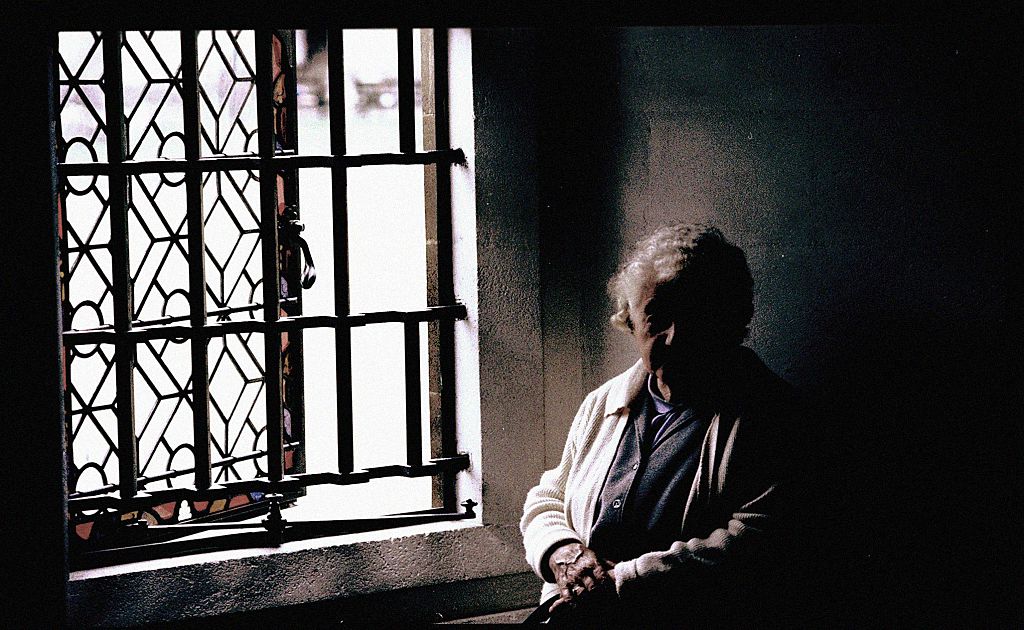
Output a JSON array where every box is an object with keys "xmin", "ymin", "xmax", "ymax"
[
  {"xmin": 529, "ymin": 24, "xmax": 1016, "ymax": 625},
  {"xmin": 6, "ymin": 22, "xmax": 69, "ymax": 629}
]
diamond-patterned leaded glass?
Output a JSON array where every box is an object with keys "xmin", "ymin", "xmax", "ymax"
[
  {"xmin": 63, "ymin": 177, "xmax": 114, "ymax": 329},
  {"xmin": 134, "ymin": 338, "xmax": 194, "ymax": 489},
  {"xmin": 203, "ymin": 169, "xmax": 262, "ymax": 317},
  {"xmin": 122, "ymin": 31, "xmax": 184, "ymax": 161},
  {"xmin": 67, "ymin": 344, "xmax": 119, "ymax": 493},
  {"xmin": 129, "ymin": 173, "xmax": 190, "ymax": 323},
  {"xmin": 209, "ymin": 332, "xmax": 268, "ymax": 482},
  {"xmin": 198, "ymin": 30, "xmax": 258, "ymax": 157},
  {"xmin": 58, "ymin": 31, "xmax": 107, "ymax": 164},
  {"xmin": 57, "ymin": 30, "xmax": 306, "ymax": 558}
]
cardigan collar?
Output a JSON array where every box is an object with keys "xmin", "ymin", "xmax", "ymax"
[
  {"xmin": 602, "ymin": 346, "xmax": 758, "ymax": 419},
  {"xmin": 603, "ymin": 360, "xmax": 649, "ymax": 418}
]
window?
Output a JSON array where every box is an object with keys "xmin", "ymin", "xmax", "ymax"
[{"xmin": 56, "ymin": 28, "xmax": 473, "ymax": 569}]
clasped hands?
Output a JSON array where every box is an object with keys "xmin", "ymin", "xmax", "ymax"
[{"xmin": 547, "ymin": 542, "xmax": 618, "ymax": 615}]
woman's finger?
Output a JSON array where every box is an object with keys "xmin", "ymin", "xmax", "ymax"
[
  {"xmin": 576, "ymin": 550, "xmax": 599, "ymax": 568},
  {"xmin": 549, "ymin": 595, "xmax": 572, "ymax": 614},
  {"xmin": 564, "ymin": 564, "xmax": 581, "ymax": 586}
]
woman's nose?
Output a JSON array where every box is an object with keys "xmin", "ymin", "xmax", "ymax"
[{"xmin": 662, "ymin": 321, "xmax": 676, "ymax": 346}]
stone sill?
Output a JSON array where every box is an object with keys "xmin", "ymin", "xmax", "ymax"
[{"xmin": 69, "ymin": 520, "xmax": 537, "ymax": 626}]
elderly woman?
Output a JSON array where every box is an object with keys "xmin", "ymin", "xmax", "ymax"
[{"xmin": 521, "ymin": 224, "xmax": 800, "ymax": 625}]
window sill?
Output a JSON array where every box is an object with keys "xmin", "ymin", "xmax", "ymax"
[{"xmin": 68, "ymin": 519, "xmax": 533, "ymax": 626}]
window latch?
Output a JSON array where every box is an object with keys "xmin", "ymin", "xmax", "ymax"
[{"xmin": 280, "ymin": 205, "xmax": 317, "ymax": 289}]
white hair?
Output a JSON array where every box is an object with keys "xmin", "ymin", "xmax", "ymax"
[{"xmin": 607, "ymin": 223, "xmax": 754, "ymax": 345}]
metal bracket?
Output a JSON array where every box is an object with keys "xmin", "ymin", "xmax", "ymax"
[{"xmin": 261, "ymin": 493, "xmax": 288, "ymax": 545}]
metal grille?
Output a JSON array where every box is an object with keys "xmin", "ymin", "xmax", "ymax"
[{"xmin": 56, "ymin": 29, "xmax": 470, "ymax": 568}]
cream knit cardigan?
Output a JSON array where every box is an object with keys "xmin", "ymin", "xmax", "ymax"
[{"xmin": 520, "ymin": 358, "xmax": 785, "ymax": 604}]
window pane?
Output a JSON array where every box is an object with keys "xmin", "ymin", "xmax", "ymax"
[
  {"xmin": 351, "ymin": 323, "xmax": 405, "ymax": 470},
  {"xmin": 58, "ymin": 31, "xmax": 107, "ymax": 164},
  {"xmin": 272, "ymin": 30, "xmax": 297, "ymax": 154},
  {"xmin": 350, "ymin": 322, "xmax": 432, "ymax": 473},
  {"xmin": 281, "ymin": 327, "xmax": 303, "ymax": 473},
  {"xmin": 64, "ymin": 177, "xmax": 113, "ymax": 330},
  {"xmin": 343, "ymin": 29, "xmax": 399, "ymax": 154},
  {"xmin": 301, "ymin": 324, "xmax": 432, "ymax": 468},
  {"xmin": 295, "ymin": 28, "xmax": 426, "ymax": 154},
  {"xmin": 122, "ymin": 31, "xmax": 184, "ymax": 161},
  {"xmin": 418, "ymin": 320, "xmax": 432, "ymax": 466},
  {"xmin": 129, "ymin": 173, "xmax": 190, "ymax": 324},
  {"xmin": 204, "ymin": 169, "xmax": 263, "ymax": 319},
  {"xmin": 347, "ymin": 165, "xmax": 427, "ymax": 314},
  {"xmin": 67, "ymin": 344, "xmax": 119, "ymax": 494},
  {"xmin": 294, "ymin": 29, "xmax": 328, "ymax": 142},
  {"xmin": 291, "ymin": 164, "xmax": 332, "ymax": 317},
  {"xmin": 208, "ymin": 332, "xmax": 268, "ymax": 482},
  {"xmin": 198, "ymin": 30, "xmax": 258, "ymax": 157},
  {"xmin": 303, "ymin": 322, "xmax": 432, "ymax": 465},
  {"xmin": 288, "ymin": 477, "xmax": 431, "ymax": 520},
  {"xmin": 298, "ymin": 327, "xmax": 337, "ymax": 471},
  {"xmin": 134, "ymin": 338, "xmax": 195, "ymax": 490}
]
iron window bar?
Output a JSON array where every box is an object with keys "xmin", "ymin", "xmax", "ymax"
[
  {"xmin": 101, "ymin": 30, "xmax": 139, "ymax": 500},
  {"xmin": 181, "ymin": 28, "xmax": 212, "ymax": 491},
  {"xmin": 63, "ymin": 304, "xmax": 468, "ymax": 345},
  {"xmin": 121, "ymin": 298, "xmax": 300, "ymax": 329},
  {"xmin": 69, "ymin": 454, "xmax": 471, "ymax": 511},
  {"xmin": 256, "ymin": 28, "xmax": 285, "ymax": 484},
  {"xmin": 327, "ymin": 28, "xmax": 354, "ymax": 476},
  {"xmin": 397, "ymin": 28, "xmax": 416, "ymax": 154},
  {"xmin": 58, "ymin": 149, "xmax": 467, "ymax": 175},
  {"xmin": 428, "ymin": 28, "xmax": 459, "ymax": 510},
  {"xmin": 69, "ymin": 440, "xmax": 303, "ymax": 499},
  {"xmin": 57, "ymin": 28, "xmax": 470, "ymax": 567}
]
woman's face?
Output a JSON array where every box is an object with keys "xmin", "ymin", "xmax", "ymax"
[
  {"xmin": 627, "ymin": 280, "xmax": 720, "ymax": 385},
  {"xmin": 628, "ymin": 281, "xmax": 681, "ymax": 378}
]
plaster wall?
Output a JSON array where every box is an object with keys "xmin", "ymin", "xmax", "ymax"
[
  {"xmin": 555, "ymin": 26, "xmax": 1007, "ymax": 389},
  {"xmin": 470, "ymin": 29, "xmax": 548, "ymax": 528}
]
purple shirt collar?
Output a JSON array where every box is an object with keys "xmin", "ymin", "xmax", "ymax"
[{"xmin": 647, "ymin": 374, "xmax": 684, "ymax": 415}]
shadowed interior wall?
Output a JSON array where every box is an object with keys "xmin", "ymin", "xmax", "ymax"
[{"xmin": 534, "ymin": 25, "xmax": 1013, "ymax": 625}]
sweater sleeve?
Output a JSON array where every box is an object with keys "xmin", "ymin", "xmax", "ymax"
[
  {"xmin": 520, "ymin": 392, "xmax": 598, "ymax": 582},
  {"xmin": 611, "ymin": 484, "xmax": 777, "ymax": 596}
]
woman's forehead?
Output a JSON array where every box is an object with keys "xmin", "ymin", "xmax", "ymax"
[{"xmin": 630, "ymin": 279, "xmax": 685, "ymax": 313}]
